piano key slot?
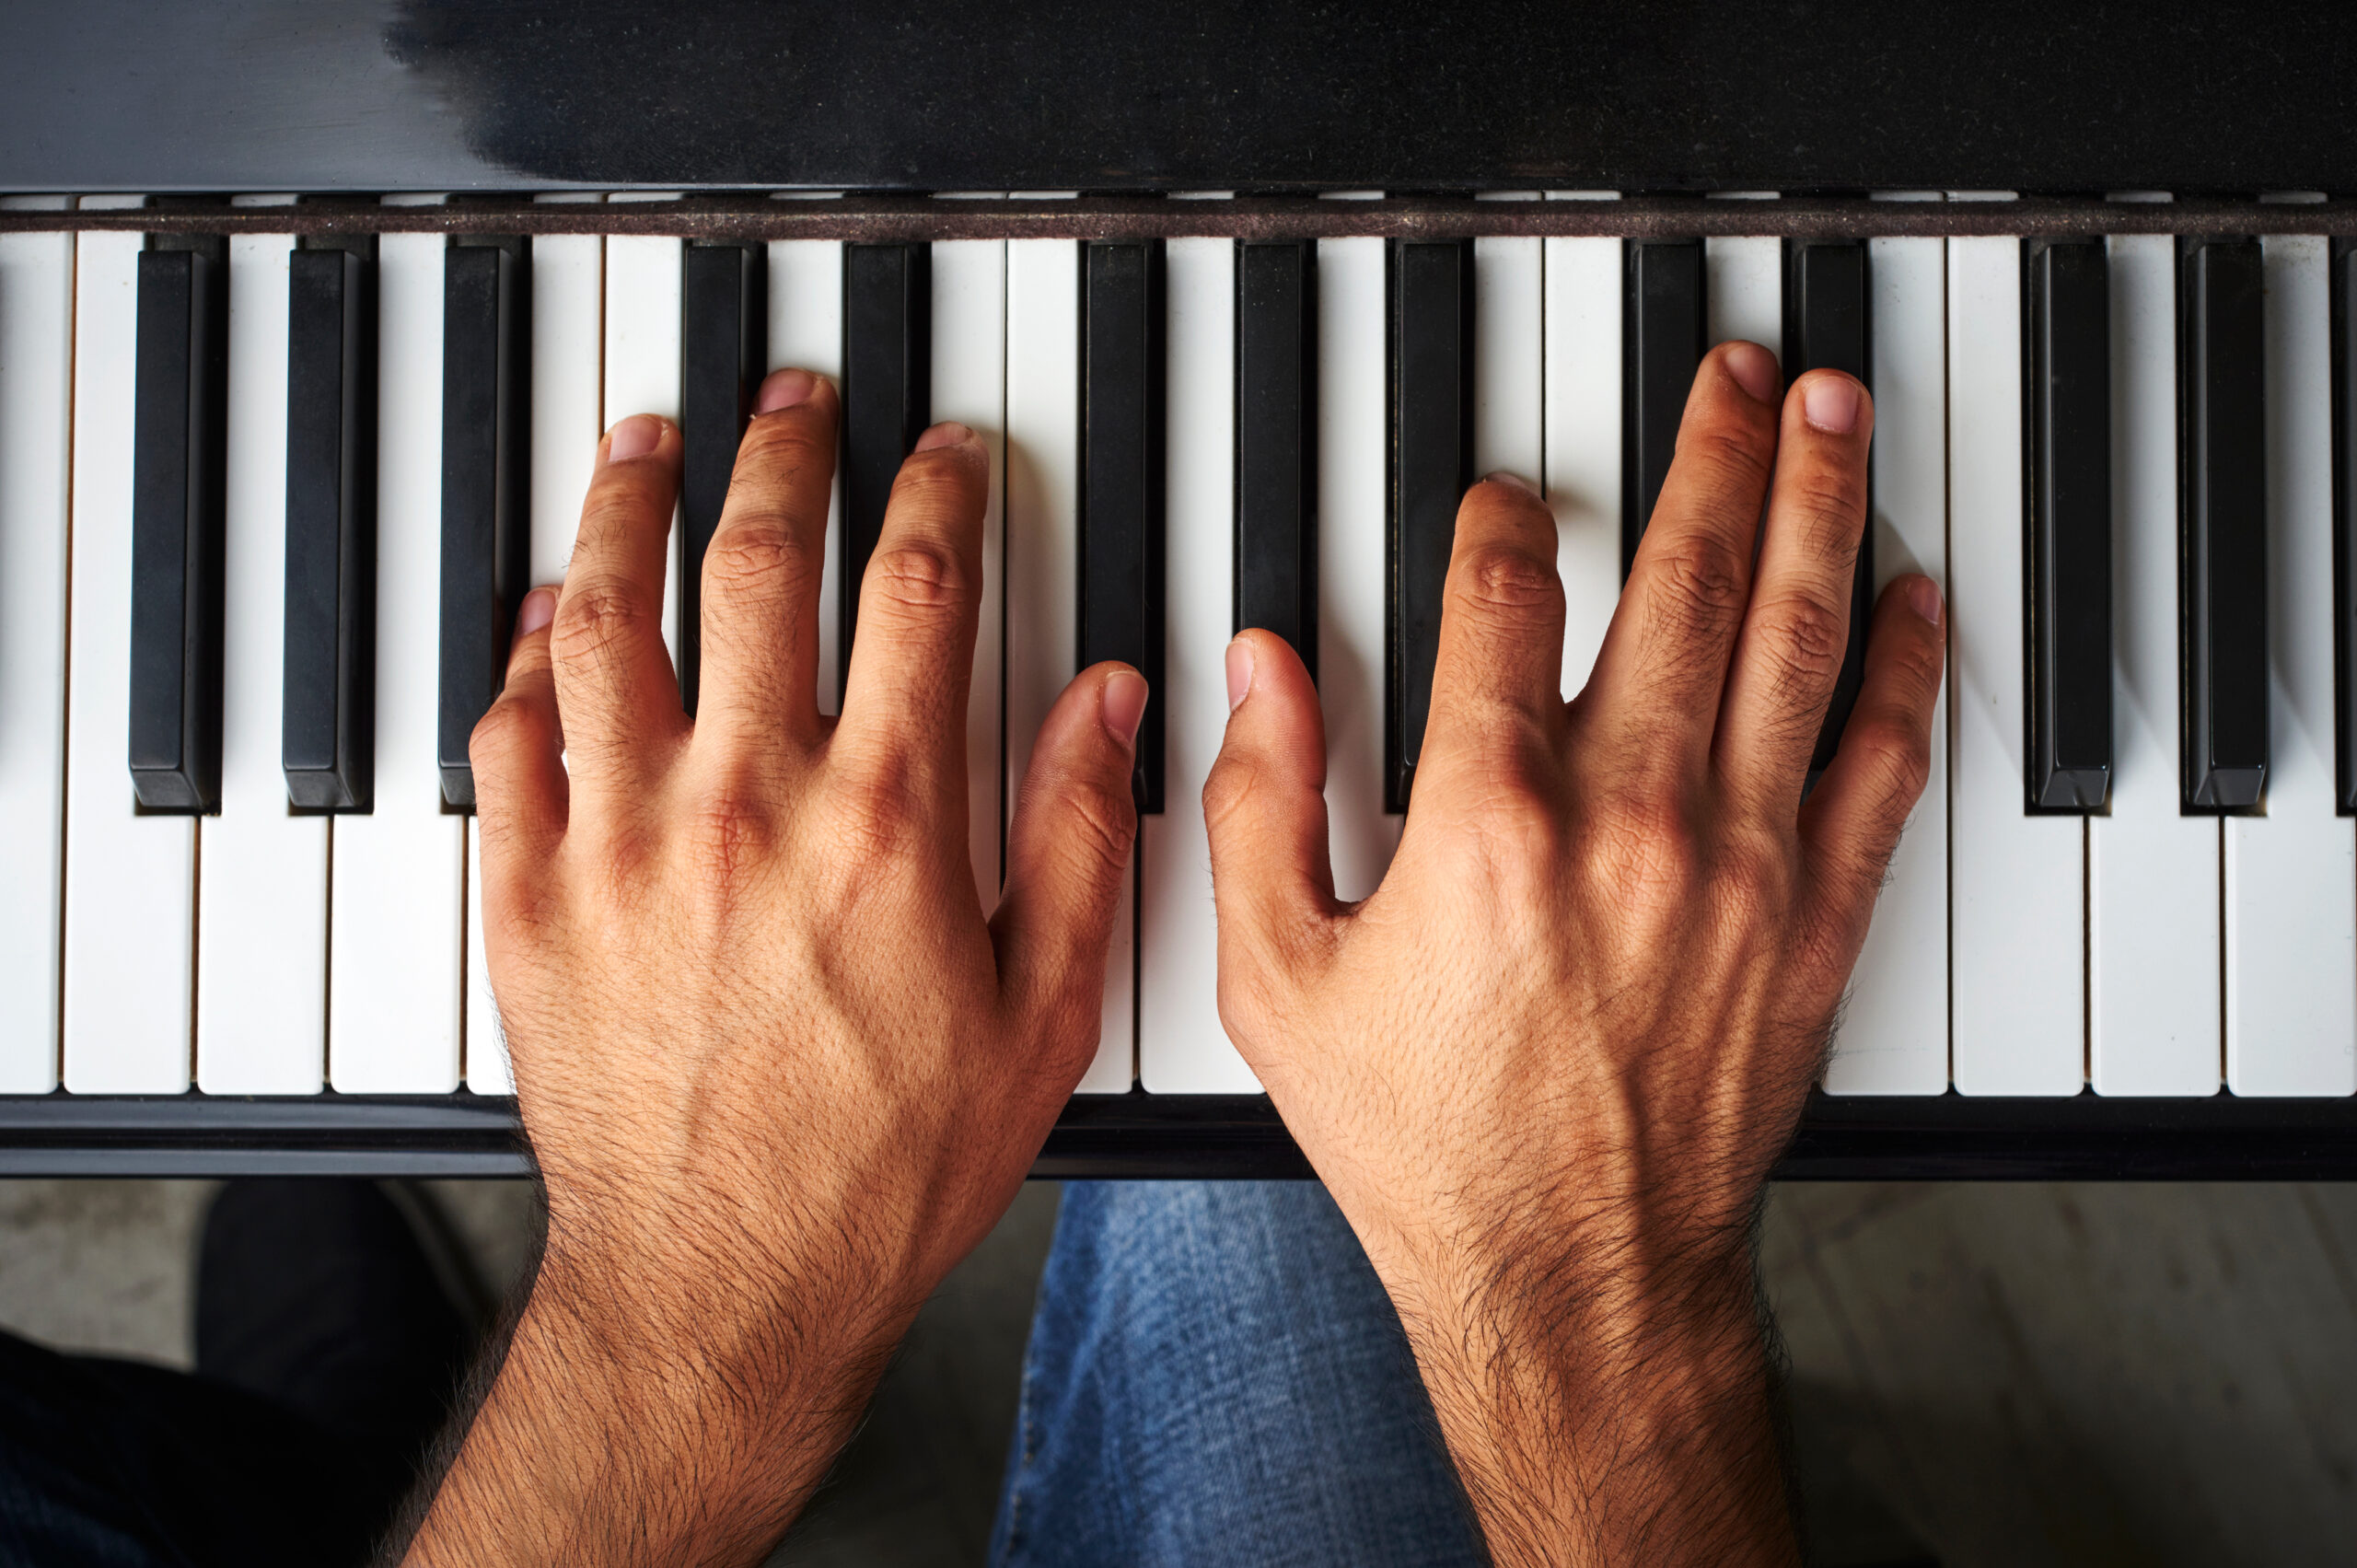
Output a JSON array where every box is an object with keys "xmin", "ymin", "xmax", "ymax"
[
  {"xmin": 679, "ymin": 241, "xmax": 767, "ymax": 715},
  {"xmin": 1079, "ymin": 238, "xmax": 1167, "ymax": 814},
  {"xmin": 1783, "ymin": 238, "xmax": 1872, "ymax": 784},
  {"xmin": 1621, "ymin": 238, "xmax": 1704, "ymax": 575},
  {"xmin": 842, "ymin": 241, "xmax": 933, "ymax": 702},
  {"xmin": 1234, "ymin": 239, "xmax": 1317, "ymax": 675}
]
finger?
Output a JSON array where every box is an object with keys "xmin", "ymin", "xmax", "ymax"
[
  {"xmin": 1419, "ymin": 475, "xmax": 1567, "ymax": 776},
  {"xmin": 550, "ymin": 414, "xmax": 690, "ymax": 796},
  {"xmin": 991, "ymin": 663, "xmax": 1147, "ymax": 1073},
  {"xmin": 691, "ymin": 369, "xmax": 839, "ymax": 750},
  {"xmin": 1799, "ymin": 575, "xmax": 1945, "ymax": 925},
  {"xmin": 835, "ymin": 424, "xmax": 988, "ymax": 795},
  {"xmin": 1714, "ymin": 369, "xmax": 1875, "ymax": 814},
  {"xmin": 1202, "ymin": 630, "xmax": 1341, "ymax": 997},
  {"xmin": 471, "ymin": 586, "xmax": 570, "ymax": 900},
  {"xmin": 1582, "ymin": 341, "xmax": 1782, "ymax": 781}
]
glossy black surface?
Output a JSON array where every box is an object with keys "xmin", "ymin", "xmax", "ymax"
[
  {"xmin": 130, "ymin": 237, "xmax": 228, "ymax": 815},
  {"xmin": 1622, "ymin": 239, "xmax": 1704, "ymax": 575},
  {"xmin": 679, "ymin": 242, "xmax": 767, "ymax": 715},
  {"xmin": 1782, "ymin": 240, "xmax": 1870, "ymax": 787},
  {"xmin": 2026, "ymin": 239, "xmax": 2114, "ymax": 813},
  {"xmin": 1079, "ymin": 240, "xmax": 1167, "ymax": 814},
  {"xmin": 1235, "ymin": 240, "xmax": 1317, "ymax": 676},
  {"xmin": 2179, "ymin": 238, "xmax": 2270, "ymax": 812},
  {"xmin": 436, "ymin": 237, "xmax": 531, "ymax": 808},
  {"xmin": 283, "ymin": 238, "xmax": 377, "ymax": 811},
  {"xmin": 10, "ymin": 5, "xmax": 2357, "ymax": 194},
  {"xmin": 840, "ymin": 243, "xmax": 931, "ymax": 703},
  {"xmin": 6, "ymin": 1091, "xmax": 2357, "ymax": 1180},
  {"xmin": 1387, "ymin": 239, "xmax": 1473, "ymax": 814}
]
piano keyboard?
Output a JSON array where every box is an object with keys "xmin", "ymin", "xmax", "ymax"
[{"xmin": 3, "ymin": 193, "xmax": 2355, "ymax": 1123}]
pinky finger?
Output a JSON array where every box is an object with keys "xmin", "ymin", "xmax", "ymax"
[
  {"xmin": 1798, "ymin": 575, "xmax": 1944, "ymax": 919},
  {"xmin": 470, "ymin": 586, "xmax": 570, "ymax": 867}
]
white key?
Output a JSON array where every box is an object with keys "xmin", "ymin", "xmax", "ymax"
[
  {"xmin": 2090, "ymin": 233, "xmax": 2221, "ymax": 1095},
  {"xmin": 1318, "ymin": 237, "xmax": 1400, "ymax": 901},
  {"xmin": 2228, "ymin": 237, "xmax": 2357, "ymax": 1095},
  {"xmin": 1542, "ymin": 236, "xmax": 1620, "ymax": 699},
  {"xmin": 1140, "ymin": 238, "xmax": 1248, "ymax": 1093},
  {"xmin": 1827, "ymin": 236, "xmax": 1949, "ymax": 1095},
  {"xmin": 1474, "ymin": 237, "xmax": 1542, "ymax": 482},
  {"xmin": 1949, "ymin": 237, "xmax": 2084, "ymax": 1096},
  {"xmin": 1008, "ymin": 238, "xmax": 1132, "ymax": 1092},
  {"xmin": 331, "ymin": 231, "xmax": 465, "ymax": 1093},
  {"xmin": 1705, "ymin": 236, "xmax": 1782, "ymax": 360},
  {"xmin": 195, "ymin": 234, "xmax": 328, "ymax": 1093},
  {"xmin": 0, "ymin": 226, "xmax": 72, "ymax": 1091},
  {"xmin": 768, "ymin": 240, "xmax": 844, "ymax": 715},
  {"xmin": 602, "ymin": 236, "xmax": 683, "ymax": 664},
  {"xmin": 932, "ymin": 239, "xmax": 1008, "ymax": 910},
  {"xmin": 64, "ymin": 227, "xmax": 197, "ymax": 1092},
  {"xmin": 470, "ymin": 231, "xmax": 605, "ymax": 1092}
]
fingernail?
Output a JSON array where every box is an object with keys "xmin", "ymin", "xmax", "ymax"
[
  {"xmin": 1225, "ymin": 636, "xmax": 1256, "ymax": 713},
  {"xmin": 607, "ymin": 413, "xmax": 661, "ymax": 462},
  {"xmin": 516, "ymin": 586, "xmax": 557, "ymax": 638},
  {"xmin": 1906, "ymin": 575, "xmax": 1943, "ymax": 627},
  {"xmin": 1803, "ymin": 374, "xmax": 1862, "ymax": 435},
  {"xmin": 757, "ymin": 368, "xmax": 817, "ymax": 414},
  {"xmin": 1102, "ymin": 669, "xmax": 1149, "ymax": 749},
  {"xmin": 1482, "ymin": 470, "xmax": 1539, "ymax": 497},
  {"xmin": 1723, "ymin": 341, "xmax": 1780, "ymax": 403},
  {"xmin": 914, "ymin": 421, "xmax": 973, "ymax": 453}
]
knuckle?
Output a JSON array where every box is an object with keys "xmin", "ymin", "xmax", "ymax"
[
  {"xmin": 551, "ymin": 580, "xmax": 653, "ymax": 666},
  {"xmin": 680, "ymin": 784, "xmax": 778, "ymax": 892},
  {"xmin": 1585, "ymin": 788, "xmax": 1704, "ymax": 912},
  {"xmin": 1753, "ymin": 592, "xmax": 1851, "ymax": 694},
  {"xmin": 469, "ymin": 695, "xmax": 534, "ymax": 773},
  {"xmin": 1452, "ymin": 541, "xmax": 1562, "ymax": 620},
  {"xmin": 1644, "ymin": 540, "xmax": 1748, "ymax": 641},
  {"xmin": 703, "ymin": 522, "xmax": 814, "ymax": 607},
  {"xmin": 864, "ymin": 539, "xmax": 970, "ymax": 623},
  {"xmin": 1683, "ymin": 423, "xmax": 1774, "ymax": 497}
]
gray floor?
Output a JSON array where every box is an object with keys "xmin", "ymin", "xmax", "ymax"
[{"xmin": 0, "ymin": 1179, "xmax": 2351, "ymax": 1565}]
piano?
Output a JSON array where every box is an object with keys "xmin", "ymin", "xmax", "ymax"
[{"xmin": 6, "ymin": 4, "xmax": 2357, "ymax": 1179}]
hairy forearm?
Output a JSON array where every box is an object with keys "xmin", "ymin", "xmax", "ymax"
[
  {"xmin": 399, "ymin": 1245, "xmax": 912, "ymax": 1568},
  {"xmin": 1386, "ymin": 1217, "xmax": 1796, "ymax": 1568}
]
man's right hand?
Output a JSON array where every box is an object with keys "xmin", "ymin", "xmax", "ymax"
[{"xmin": 1202, "ymin": 341, "xmax": 1945, "ymax": 1568}]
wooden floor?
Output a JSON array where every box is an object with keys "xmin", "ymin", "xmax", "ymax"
[{"xmin": 0, "ymin": 1179, "xmax": 2350, "ymax": 1565}]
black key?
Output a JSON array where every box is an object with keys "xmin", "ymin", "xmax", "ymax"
[
  {"xmin": 436, "ymin": 236, "xmax": 531, "ymax": 809},
  {"xmin": 130, "ymin": 234, "xmax": 228, "ymax": 814},
  {"xmin": 283, "ymin": 236, "xmax": 377, "ymax": 811},
  {"xmin": 2179, "ymin": 236, "xmax": 2269, "ymax": 812},
  {"xmin": 2336, "ymin": 237, "xmax": 2357, "ymax": 815},
  {"xmin": 1079, "ymin": 240, "xmax": 1166, "ymax": 813},
  {"xmin": 2024, "ymin": 239, "xmax": 2113, "ymax": 812},
  {"xmin": 680, "ymin": 241, "xmax": 767, "ymax": 714},
  {"xmin": 840, "ymin": 242, "xmax": 930, "ymax": 702},
  {"xmin": 1621, "ymin": 238, "xmax": 1704, "ymax": 575},
  {"xmin": 1783, "ymin": 239, "xmax": 1871, "ymax": 787},
  {"xmin": 1234, "ymin": 239, "xmax": 1316, "ymax": 677},
  {"xmin": 1387, "ymin": 238, "xmax": 1472, "ymax": 814}
]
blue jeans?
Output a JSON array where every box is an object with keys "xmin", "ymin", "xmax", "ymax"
[
  {"xmin": 991, "ymin": 1181, "xmax": 1485, "ymax": 1568},
  {"xmin": 0, "ymin": 1183, "xmax": 1481, "ymax": 1566}
]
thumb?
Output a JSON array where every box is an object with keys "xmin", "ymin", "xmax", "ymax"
[
  {"xmin": 1203, "ymin": 630, "xmax": 1341, "ymax": 994},
  {"xmin": 993, "ymin": 663, "xmax": 1145, "ymax": 1063}
]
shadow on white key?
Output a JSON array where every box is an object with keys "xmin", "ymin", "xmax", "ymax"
[
  {"xmin": 1948, "ymin": 237, "xmax": 2084, "ymax": 1096},
  {"xmin": 2229, "ymin": 237, "xmax": 2357, "ymax": 1094},
  {"xmin": 333, "ymin": 231, "xmax": 465, "ymax": 1094},
  {"xmin": 1828, "ymin": 234, "xmax": 1950, "ymax": 1096},
  {"xmin": 1008, "ymin": 238, "xmax": 1132, "ymax": 1092},
  {"xmin": 1141, "ymin": 238, "xmax": 1248, "ymax": 1093},
  {"xmin": 0, "ymin": 221, "xmax": 72, "ymax": 1091},
  {"xmin": 470, "ymin": 227, "xmax": 606, "ymax": 1094},
  {"xmin": 933, "ymin": 239, "xmax": 1007, "ymax": 913},
  {"xmin": 1318, "ymin": 238, "xmax": 1400, "ymax": 905},
  {"xmin": 1706, "ymin": 235, "xmax": 1782, "ymax": 361},
  {"xmin": 64, "ymin": 225, "xmax": 198, "ymax": 1093},
  {"xmin": 1544, "ymin": 235, "xmax": 1620, "ymax": 700},
  {"xmin": 2091, "ymin": 232, "xmax": 2219, "ymax": 1095},
  {"xmin": 769, "ymin": 239, "xmax": 844, "ymax": 715},
  {"xmin": 604, "ymin": 235, "xmax": 683, "ymax": 664},
  {"xmin": 197, "ymin": 233, "xmax": 329, "ymax": 1094}
]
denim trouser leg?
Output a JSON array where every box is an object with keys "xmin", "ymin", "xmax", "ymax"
[{"xmin": 990, "ymin": 1180, "xmax": 1488, "ymax": 1568}]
